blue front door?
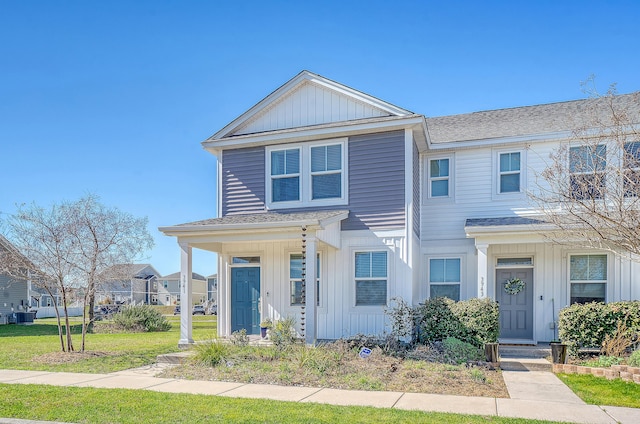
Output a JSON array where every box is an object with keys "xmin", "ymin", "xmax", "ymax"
[{"xmin": 231, "ymin": 267, "xmax": 260, "ymax": 335}]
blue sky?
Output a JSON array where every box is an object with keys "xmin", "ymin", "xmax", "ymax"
[{"xmin": 1, "ymin": 1, "xmax": 639, "ymax": 277}]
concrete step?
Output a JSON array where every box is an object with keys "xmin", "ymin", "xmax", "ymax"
[
  {"xmin": 157, "ymin": 351, "xmax": 192, "ymax": 364},
  {"xmin": 500, "ymin": 358, "xmax": 552, "ymax": 372}
]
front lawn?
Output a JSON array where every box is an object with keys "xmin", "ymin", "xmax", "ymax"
[
  {"xmin": 556, "ymin": 373, "xmax": 640, "ymax": 408},
  {"xmin": 163, "ymin": 339, "xmax": 508, "ymax": 398},
  {"xmin": 0, "ymin": 315, "xmax": 215, "ymax": 373},
  {"xmin": 0, "ymin": 384, "xmax": 548, "ymax": 424}
]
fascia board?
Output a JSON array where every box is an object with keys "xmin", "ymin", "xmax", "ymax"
[
  {"xmin": 202, "ymin": 115, "xmax": 426, "ymax": 151},
  {"xmin": 159, "ymin": 222, "xmax": 323, "ymax": 237},
  {"xmin": 464, "ymin": 223, "xmax": 556, "ymax": 238},
  {"xmin": 427, "ymin": 131, "xmax": 572, "ymax": 150}
]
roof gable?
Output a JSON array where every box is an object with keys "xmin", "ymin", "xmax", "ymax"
[{"xmin": 208, "ymin": 70, "xmax": 412, "ymax": 140}]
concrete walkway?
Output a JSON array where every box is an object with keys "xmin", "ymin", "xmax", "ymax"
[{"xmin": 2, "ymin": 352, "xmax": 640, "ymax": 424}]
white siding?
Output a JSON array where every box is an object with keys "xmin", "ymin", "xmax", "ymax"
[
  {"xmin": 232, "ymin": 82, "xmax": 389, "ymax": 136},
  {"xmin": 422, "ymin": 141, "xmax": 558, "ymax": 240},
  {"xmin": 217, "ymin": 230, "xmax": 411, "ymax": 339}
]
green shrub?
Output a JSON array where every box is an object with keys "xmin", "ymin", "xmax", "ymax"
[
  {"xmin": 192, "ymin": 339, "xmax": 229, "ymax": 367},
  {"xmin": 628, "ymin": 349, "xmax": 640, "ymax": 368},
  {"xmin": 270, "ymin": 317, "xmax": 297, "ymax": 350},
  {"xmin": 558, "ymin": 301, "xmax": 640, "ymax": 356},
  {"xmin": 583, "ymin": 355, "xmax": 625, "ymax": 368},
  {"xmin": 414, "ymin": 297, "xmax": 499, "ymax": 348},
  {"xmin": 111, "ymin": 304, "xmax": 172, "ymax": 332},
  {"xmin": 230, "ymin": 329, "xmax": 249, "ymax": 346},
  {"xmin": 415, "ymin": 297, "xmax": 465, "ymax": 344},
  {"xmin": 450, "ymin": 297, "xmax": 500, "ymax": 346},
  {"xmin": 442, "ymin": 337, "xmax": 483, "ymax": 365}
]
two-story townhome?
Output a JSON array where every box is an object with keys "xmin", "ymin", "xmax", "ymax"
[
  {"xmin": 157, "ymin": 271, "xmax": 207, "ymax": 306},
  {"xmin": 95, "ymin": 264, "xmax": 161, "ymax": 305},
  {"xmin": 160, "ymin": 70, "xmax": 640, "ymax": 346}
]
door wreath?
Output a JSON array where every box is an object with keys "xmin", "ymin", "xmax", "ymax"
[{"xmin": 504, "ymin": 277, "xmax": 525, "ymax": 295}]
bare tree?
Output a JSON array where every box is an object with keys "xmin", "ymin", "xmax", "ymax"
[
  {"xmin": 1, "ymin": 202, "xmax": 79, "ymax": 351},
  {"xmin": 70, "ymin": 195, "xmax": 154, "ymax": 350},
  {"xmin": 0, "ymin": 195, "xmax": 153, "ymax": 352},
  {"xmin": 530, "ymin": 82, "xmax": 640, "ymax": 258}
]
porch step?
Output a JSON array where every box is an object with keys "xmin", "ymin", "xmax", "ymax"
[
  {"xmin": 500, "ymin": 358, "xmax": 552, "ymax": 372},
  {"xmin": 157, "ymin": 351, "xmax": 192, "ymax": 365},
  {"xmin": 499, "ymin": 344, "xmax": 551, "ymax": 359}
]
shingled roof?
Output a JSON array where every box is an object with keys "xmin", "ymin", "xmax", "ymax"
[
  {"xmin": 173, "ymin": 210, "xmax": 350, "ymax": 227},
  {"xmin": 426, "ymin": 91, "xmax": 640, "ymax": 144}
]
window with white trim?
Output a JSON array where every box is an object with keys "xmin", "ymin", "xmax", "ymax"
[
  {"xmin": 429, "ymin": 158, "xmax": 450, "ymax": 197},
  {"xmin": 569, "ymin": 145, "xmax": 606, "ymax": 200},
  {"xmin": 355, "ymin": 251, "xmax": 387, "ymax": 306},
  {"xmin": 266, "ymin": 140, "xmax": 347, "ymax": 208},
  {"xmin": 290, "ymin": 253, "xmax": 320, "ymax": 306},
  {"xmin": 623, "ymin": 141, "xmax": 640, "ymax": 197},
  {"xmin": 429, "ymin": 258, "xmax": 460, "ymax": 301},
  {"xmin": 569, "ymin": 254, "xmax": 607, "ymax": 304},
  {"xmin": 498, "ymin": 152, "xmax": 521, "ymax": 193},
  {"xmin": 270, "ymin": 148, "xmax": 300, "ymax": 202}
]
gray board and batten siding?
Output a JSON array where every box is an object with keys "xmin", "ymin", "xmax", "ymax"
[{"xmin": 222, "ymin": 130, "xmax": 407, "ymax": 231}]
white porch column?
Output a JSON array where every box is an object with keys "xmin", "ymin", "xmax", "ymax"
[
  {"xmin": 179, "ymin": 241, "xmax": 194, "ymax": 347},
  {"xmin": 476, "ymin": 243, "xmax": 489, "ymax": 298},
  {"xmin": 304, "ymin": 236, "xmax": 317, "ymax": 345}
]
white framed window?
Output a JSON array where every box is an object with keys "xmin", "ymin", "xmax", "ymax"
[
  {"xmin": 569, "ymin": 254, "xmax": 607, "ymax": 304},
  {"xmin": 266, "ymin": 139, "xmax": 347, "ymax": 209},
  {"xmin": 428, "ymin": 258, "xmax": 461, "ymax": 301},
  {"xmin": 498, "ymin": 152, "xmax": 521, "ymax": 193},
  {"xmin": 355, "ymin": 251, "xmax": 387, "ymax": 306},
  {"xmin": 270, "ymin": 148, "xmax": 300, "ymax": 203},
  {"xmin": 569, "ymin": 145, "xmax": 606, "ymax": 200},
  {"xmin": 290, "ymin": 253, "xmax": 320, "ymax": 306},
  {"xmin": 428, "ymin": 157, "xmax": 451, "ymax": 198},
  {"xmin": 623, "ymin": 141, "xmax": 640, "ymax": 197}
]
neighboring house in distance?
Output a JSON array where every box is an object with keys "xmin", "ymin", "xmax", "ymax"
[
  {"xmin": 160, "ymin": 70, "xmax": 640, "ymax": 346},
  {"xmin": 95, "ymin": 264, "xmax": 161, "ymax": 305},
  {"xmin": 0, "ymin": 235, "xmax": 30, "ymax": 323},
  {"xmin": 207, "ymin": 274, "xmax": 218, "ymax": 305},
  {"xmin": 158, "ymin": 272, "xmax": 207, "ymax": 306}
]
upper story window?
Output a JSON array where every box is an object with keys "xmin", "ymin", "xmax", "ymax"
[
  {"xmin": 499, "ymin": 152, "xmax": 521, "ymax": 193},
  {"xmin": 311, "ymin": 145, "xmax": 342, "ymax": 199},
  {"xmin": 569, "ymin": 145, "xmax": 606, "ymax": 200},
  {"xmin": 623, "ymin": 141, "xmax": 640, "ymax": 197},
  {"xmin": 266, "ymin": 139, "xmax": 347, "ymax": 209},
  {"xmin": 429, "ymin": 157, "xmax": 450, "ymax": 198},
  {"xmin": 270, "ymin": 148, "xmax": 301, "ymax": 202},
  {"xmin": 569, "ymin": 254, "xmax": 607, "ymax": 304}
]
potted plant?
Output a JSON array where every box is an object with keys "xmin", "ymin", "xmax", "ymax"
[
  {"xmin": 550, "ymin": 340, "xmax": 567, "ymax": 364},
  {"xmin": 260, "ymin": 318, "xmax": 272, "ymax": 339}
]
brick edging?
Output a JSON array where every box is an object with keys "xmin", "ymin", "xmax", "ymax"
[{"xmin": 553, "ymin": 363, "xmax": 640, "ymax": 383}]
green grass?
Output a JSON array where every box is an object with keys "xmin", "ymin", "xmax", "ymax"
[
  {"xmin": 0, "ymin": 384, "xmax": 552, "ymax": 424},
  {"xmin": 557, "ymin": 373, "xmax": 640, "ymax": 408},
  {"xmin": 0, "ymin": 315, "xmax": 216, "ymax": 373}
]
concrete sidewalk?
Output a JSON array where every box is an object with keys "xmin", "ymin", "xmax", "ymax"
[{"xmin": 1, "ymin": 357, "xmax": 640, "ymax": 424}]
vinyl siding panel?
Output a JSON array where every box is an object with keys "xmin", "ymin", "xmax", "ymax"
[
  {"xmin": 220, "ymin": 131, "xmax": 406, "ymax": 231},
  {"xmin": 345, "ymin": 131, "xmax": 405, "ymax": 230},
  {"xmin": 421, "ymin": 141, "xmax": 557, "ymax": 240},
  {"xmin": 0, "ymin": 274, "xmax": 28, "ymax": 317},
  {"xmin": 222, "ymin": 147, "xmax": 266, "ymax": 215},
  {"xmin": 234, "ymin": 82, "xmax": 388, "ymax": 136}
]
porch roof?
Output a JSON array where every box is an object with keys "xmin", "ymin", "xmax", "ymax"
[
  {"xmin": 465, "ymin": 216, "xmax": 554, "ymax": 240},
  {"xmin": 159, "ymin": 210, "xmax": 349, "ymax": 249}
]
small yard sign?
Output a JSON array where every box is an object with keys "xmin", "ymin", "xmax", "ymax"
[{"xmin": 359, "ymin": 347, "xmax": 372, "ymax": 359}]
